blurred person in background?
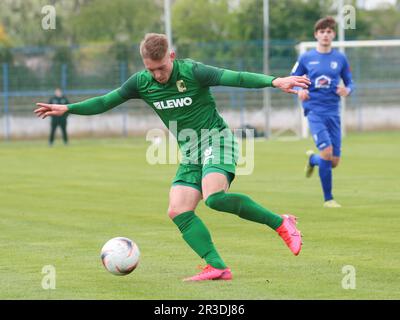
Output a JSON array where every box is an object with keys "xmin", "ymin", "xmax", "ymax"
[
  {"xmin": 48, "ymin": 88, "xmax": 69, "ymax": 146},
  {"xmin": 291, "ymin": 17, "xmax": 354, "ymax": 208}
]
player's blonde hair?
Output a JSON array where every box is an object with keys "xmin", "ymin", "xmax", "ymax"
[{"xmin": 140, "ymin": 33, "xmax": 169, "ymax": 60}]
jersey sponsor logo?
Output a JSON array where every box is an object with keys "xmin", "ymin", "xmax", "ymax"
[
  {"xmin": 309, "ymin": 61, "xmax": 320, "ymax": 65},
  {"xmin": 331, "ymin": 61, "xmax": 338, "ymax": 69},
  {"xmin": 315, "ymin": 75, "xmax": 331, "ymax": 88},
  {"xmin": 176, "ymin": 80, "xmax": 187, "ymax": 92},
  {"xmin": 153, "ymin": 97, "xmax": 193, "ymax": 110}
]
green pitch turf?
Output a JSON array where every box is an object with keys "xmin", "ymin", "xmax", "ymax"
[{"xmin": 0, "ymin": 131, "xmax": 399, "ymax": 299}]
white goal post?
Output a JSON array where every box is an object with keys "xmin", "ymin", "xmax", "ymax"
[{"xmin": 296, "ymin": 39, "xmax": 400, "ymax": 138}]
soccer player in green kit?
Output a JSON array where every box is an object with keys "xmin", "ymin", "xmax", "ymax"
[{"xmin": 35, "ymin": 33, "xmax": 310, "ymax": 281}]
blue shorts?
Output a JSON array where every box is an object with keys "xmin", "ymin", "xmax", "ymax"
[{"xmin": 307, "ymin": 112, "xmax": 341, "ymax": 157}]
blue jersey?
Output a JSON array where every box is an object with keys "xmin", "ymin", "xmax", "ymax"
[{"xmin": 291, "ymin": 48, "xmax": 354, "ymax": 116}]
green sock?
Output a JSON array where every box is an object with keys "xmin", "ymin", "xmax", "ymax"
[
  {"xmin": 172, "ymin": 211, "xmax": 227, "ymax": 269},
  {"xmin": 205, "ymin": 191, "xmax": 283, "ymax": 230}
]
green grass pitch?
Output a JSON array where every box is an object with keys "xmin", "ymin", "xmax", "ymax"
[{"xmin": 0, "ymin": 131, "xmax": 399, "ymax": 299}]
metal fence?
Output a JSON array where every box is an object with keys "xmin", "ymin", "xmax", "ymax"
[{"xmin": 1, "ymin": 40, "xmax": 400, "ymax": 140}]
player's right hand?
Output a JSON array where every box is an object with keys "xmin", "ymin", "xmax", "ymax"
[
  {"xmin": 298, "ymin": 89, "xmax": 310, "ymax": 101},
  {"xmin": 34, "ymin": 103, "xmax": 68, "ymax": 119}
]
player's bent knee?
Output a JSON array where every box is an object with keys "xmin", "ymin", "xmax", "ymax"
[
  {"xmin": 167, "ymin": 207, "xmax": 185, "ymax": 219},
  {"xmin": 320, "ymin": 149, "xmax": 333, "ymax": 161},
  {"xmin": 205, "ymin": 191, "xmax": 226, "ymax": 211}
]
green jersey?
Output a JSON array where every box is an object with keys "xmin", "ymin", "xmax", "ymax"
[
  {"xmin": 118, "ymin": 59, "xmax": 229, "ymax": 146},
  {"xmin": 67, "ymin": 59, "xmax": 275, "ymax": 162}
]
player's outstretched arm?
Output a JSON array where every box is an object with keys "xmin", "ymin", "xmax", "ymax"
[
  {"xmin": 193, "ymin": 62, "xmax": 310, "ymax": 93},
  {"xmin": 271, "ymin": 76, "xmax": 311, "ymax": 94},
  {"xmin": 34, "ymin": 89, "xmax": 128, "ymax": 119}
]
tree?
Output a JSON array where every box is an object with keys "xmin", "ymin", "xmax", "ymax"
[
  {"xmin": 70, "ymin": 0, "xmax": 163, "ymax": 44},
  {"xmin": 0, "ymin": 24, "xmax": 10, "ymax": 46},
  {"xmin": 358, "ymin": 5, "xmax": 400, "ymax": 39},
  {"xmin": 172, "ymin": 0, "xmax": 240, "ymax": 63}
]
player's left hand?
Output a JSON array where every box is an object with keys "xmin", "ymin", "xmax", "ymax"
[
  {"xmin": 272, "ymin": 76, "xmax": 311, "ymax": 94},
  {"xmin": 336, "ymin": 86, "xmax": 351, "ymax": 97}
]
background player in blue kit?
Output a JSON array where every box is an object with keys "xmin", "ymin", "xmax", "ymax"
[{"xmin": 291, "ymin": 17, "xmax": 354, "ymax": 208}]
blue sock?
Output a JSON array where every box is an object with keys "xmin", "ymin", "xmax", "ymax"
[
  {"xmin": 310, "ymin": 154, "xmax": 321, "ymax": 167},
  {"xmin": 319, "ymin": 159, "xmax": 333, "ymax": 201}
]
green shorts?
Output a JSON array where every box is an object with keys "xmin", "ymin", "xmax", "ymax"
[
  {"xmin": 172, "ymin": 134, "xmax": 238, "ymax": 192},
  {"xmin": 172, "ymin": 162, "xmax": 236, "ymax": 192}
]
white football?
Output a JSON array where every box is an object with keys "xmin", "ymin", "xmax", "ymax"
[{"xmin": 101, "ymin": 237, "xmax": 140, "ymax": 276}]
